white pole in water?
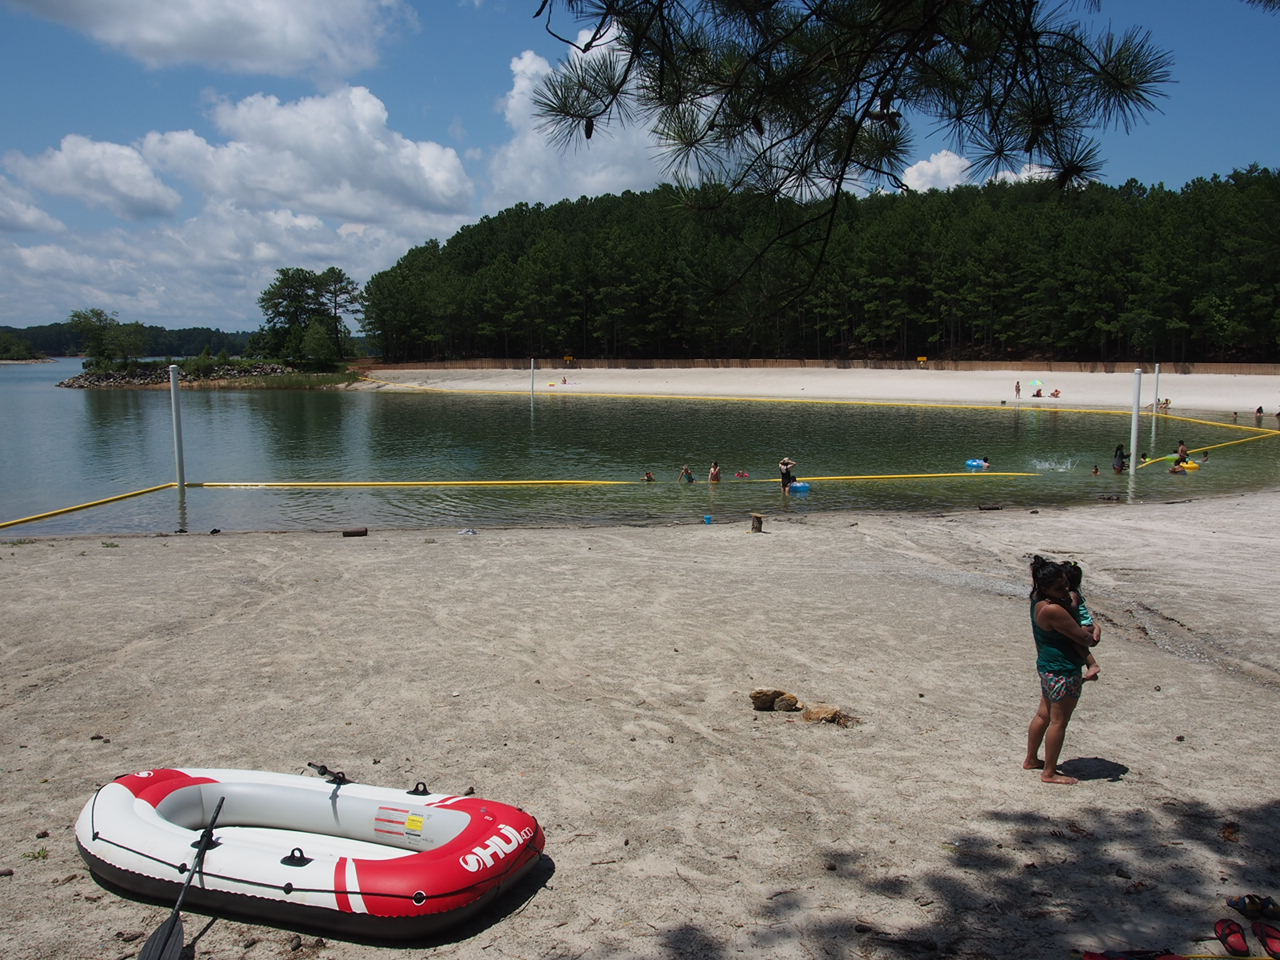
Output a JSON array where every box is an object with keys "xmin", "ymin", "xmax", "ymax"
[
  {"xmin": 530, "ymin": 357, "xmax": 535, "ymax": 398},
  {"xmin": 169, "ymin": 364, "xmax": 186, "ymax": 490},
  {"xmin": 1129, "ymin": 368, "xmax": 1142, "ymax": 476},
  {"xmin": 1150, "ymin": 361, "xmax": 1161, "ymax": 447}
]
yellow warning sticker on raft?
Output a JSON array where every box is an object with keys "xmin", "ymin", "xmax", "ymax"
[{"xmin": 406, "ymin": 814, "xmax": 424, "ymax": 832}]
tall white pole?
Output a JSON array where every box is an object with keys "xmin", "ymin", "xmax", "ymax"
[
  {"xmin": 1150, "ymin": 361, "xmax": 1161, "ymax": 446},
  {"xmin": 530, "ymin": 357, "xmax": 535, "ymax": 398},
  {"xmin": 1129, "ymin": 368, "xmax": 1142, "ymax": 476},
  {"xmin": 169, "ymin": 364, "xmax": 186, "ymax": 489}
]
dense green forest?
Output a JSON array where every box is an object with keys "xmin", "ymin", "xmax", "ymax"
[
  {"xmin": 7, "ymin": 168, "xmax": 1276, "ymax": 367},
  {"xmin": 0, "ymin": 321, "xmax": 250, "ymax": 361},
  {"xmin": 362, "ymin": 167, "xmax": 1280, "ymax": 364}
]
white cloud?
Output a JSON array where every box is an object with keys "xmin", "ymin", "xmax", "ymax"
[
  {"xmin": 486, "ymin": 44, "xmax": 666, "ymax": 210},
  {"xmin": 0, "ymin": 175, "xmax": 65, "ymax": 233},
  {"xmin": 4, "ymin": 135, "xmax": 182, "ymax": 220},
  {"xmin": 6, "ymin": 0, "xmax": 415, "ymax": 79},
  {"xmin": 902, "ymin": 150, "xmax": 971, "ymax": 192},
  {"xmin": 991, "ymin": 163, "xmax": 1054, "ymax": 184},
  {"xmin": 0, "ymin": 84, "xmax": 479, "ymax": 330},
  {"xmin": 1, "ymin": 191, "xmax": 474, "ymax": 331},
  {"xmin": 142, "ymin": 87, "xmax": 473, "ymax": 221},
  {"xmin": 902, "ymin": 150, "xmax": 1057, "ymax": 192}
]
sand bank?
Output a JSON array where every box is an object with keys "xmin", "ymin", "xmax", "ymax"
[
  {"xmin": 357, "ymin": 365, "xmax": 1280, "ymax": 417},
  {"xmin": 4, "ymin": 479, "xmax": 1279, "ymax": 957}
]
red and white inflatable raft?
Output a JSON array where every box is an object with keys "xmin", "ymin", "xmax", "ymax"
[{"xmin": 75, "ymin": 767, "xmax": 544, "ymax": 941}]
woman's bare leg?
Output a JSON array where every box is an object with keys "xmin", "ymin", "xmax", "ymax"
[
  {"xmin": 1024, "ymin": 695, "xmax": 1050, "ymax": 769},
  {"xmin": 1041, "ymin": 696, "xmax": 1079, "ymax": 784}
]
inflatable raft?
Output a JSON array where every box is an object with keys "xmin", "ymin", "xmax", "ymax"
[{"xmin": 76, "ymin": 767, "xmax": 544, "ymax": 941}]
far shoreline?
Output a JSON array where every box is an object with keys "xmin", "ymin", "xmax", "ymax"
[{"xmin": 355, "ymin": 364, "xmax": 1280, "ymax": 417}]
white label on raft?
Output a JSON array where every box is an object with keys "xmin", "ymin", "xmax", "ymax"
[{"xmin": 458, "ymin": 824, "xmax": 532, "ymax": 872}]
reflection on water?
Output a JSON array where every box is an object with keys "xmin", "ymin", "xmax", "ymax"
[{"xmin": 3, "ymin": 358, "xmax": 1279, "ymax": 535}]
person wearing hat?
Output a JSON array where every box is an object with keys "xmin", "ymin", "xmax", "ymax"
[{"xmin": 779, "ymin": 457, "xmax": 797, "ymax": 495}]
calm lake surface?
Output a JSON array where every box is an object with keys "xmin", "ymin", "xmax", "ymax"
[{"xmin": 3, "ymin": 358, "xmax": 1277, "ymax": 536}]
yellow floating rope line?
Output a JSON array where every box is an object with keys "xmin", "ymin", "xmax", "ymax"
[
  {"xmin": 191, "ymin": 480, "xmax": 632, "ymax": 488},
  {"xmin": 0, "ymin": 483, "xmax": 177, "ymax": 529},
  {"xmin": 1153, "ymin": 410, "xmax": 1280, "ymax": 434},
  {"xmin": 192, "ymin": 472, "xmax": 1039, "ymax": 489},
  {"xmin": 1137, "ymin": 429, "xmax": 1280, "ymax": 467},
  {"xmin": 792, "ymin": 472, "xmax": 1039, "ymax": 481}
]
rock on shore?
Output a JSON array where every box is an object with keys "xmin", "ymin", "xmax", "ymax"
[{"xmin": 56, "ymin": 363, "xmax": 295, "ymax": 388}]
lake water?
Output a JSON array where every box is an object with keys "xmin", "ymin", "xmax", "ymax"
[{"xmin": 3, "ymin": 358, "xmax": 1278, "ymax": 536}]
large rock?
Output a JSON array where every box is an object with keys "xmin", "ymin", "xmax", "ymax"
[{"xmin": 749, "ymin": 688, "xmax": 786, "ymax": 710}]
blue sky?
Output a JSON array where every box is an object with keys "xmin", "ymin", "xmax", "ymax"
[{"xmin": 1, "ymin": 0, "xmax": 1276, "ymax": 333}]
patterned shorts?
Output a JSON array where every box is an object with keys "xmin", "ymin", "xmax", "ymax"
[{"xmin": 1039, "ymin": 669, "xmax": 1083, "ymax": 703}]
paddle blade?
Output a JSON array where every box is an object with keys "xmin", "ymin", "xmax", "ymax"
[{"xmin": 138, "ymin": 912, "xmax": 184, "ymax": 960}]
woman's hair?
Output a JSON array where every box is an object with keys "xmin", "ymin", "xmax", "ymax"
[{"xmin": 1029, "ymin": 554, "xmax": 1067, "ymax": 600}]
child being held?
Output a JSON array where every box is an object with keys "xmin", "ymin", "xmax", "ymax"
[{"xmin": 1063, "ymin": 561, "xmax": 1102, "ymax": 681}]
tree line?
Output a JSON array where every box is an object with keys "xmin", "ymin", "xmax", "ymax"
[
  {"xmin": 8, "ymin": 166, "xmax": 1276, "ymax": 367},
  {"xmin": 360, "ymin": 167, "xmax": 1280, "ymax": 364},
  {"xmin": 1, "ymin": 314, "xmax": 251, "ymax": 362}
]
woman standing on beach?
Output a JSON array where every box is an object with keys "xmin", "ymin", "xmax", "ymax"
[{"xmin": 1024, "ymin": 556, "xmax": 1099, "ymax": 785}]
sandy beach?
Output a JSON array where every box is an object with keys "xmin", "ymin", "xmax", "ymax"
[
  {"xmin": 4, "ymin": 366, "xmax": 1279, "ymax": 960},
  {"xmin": 356, "ymin": 365, "xmax": 1280, "ymax": 417}
]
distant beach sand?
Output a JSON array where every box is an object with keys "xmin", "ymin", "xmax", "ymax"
[
  {"xmin": 4, "ymin": 365, "xmax": 1279, "ymax": 960},
  {"xmin": 356, "ymin": 364, "xmax": 1280, "ymax": 417}
]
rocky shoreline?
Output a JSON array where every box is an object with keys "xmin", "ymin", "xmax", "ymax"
[{"xmin": 56, "ymin": 363, "xmax": 296, "ymax": 388}]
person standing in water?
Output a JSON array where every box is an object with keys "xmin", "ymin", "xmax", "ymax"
[
  {"xmin": 1111, "ymin": 445, "xmax": 1129, "ymax": 473},
  {"xmin": 779, "ymin": 457, "xmax": 797, "ymax": 495},
  {"xmin": 708, "ymin": 461, "xmax": 721, "ymax": 483}
]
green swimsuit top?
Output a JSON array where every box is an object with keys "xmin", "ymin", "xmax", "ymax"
[{"xmin": 1030, "ymin": 600, "xmax": 1085, "ymax": 673}]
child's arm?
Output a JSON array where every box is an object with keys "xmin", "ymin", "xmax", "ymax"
[
  {"xmin": 1077, "ymin": 595, "xmax": 1102, "ymax": 645},
  {"xmin": 1039, "ymin": 602, "xmax": 1096, "ymax": 658}
]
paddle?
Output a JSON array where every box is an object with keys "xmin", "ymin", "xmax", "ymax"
[{"xmin": 137, "ymin": 795, "xmax": 225, "ymax": 960}]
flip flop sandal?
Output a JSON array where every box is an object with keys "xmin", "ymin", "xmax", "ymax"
[
  {"xmin": 1253, "ymin": 920, "xmax": 1280, "ymax": 960},
  {"xmin": 1215, "ymin": 918, "xmax": 1251, "ymax": 957},
  {"xmin": 1229, "ymin": 895, "xmax": 1280, "ymax": 920}
]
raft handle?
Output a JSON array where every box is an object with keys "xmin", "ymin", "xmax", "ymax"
[
  {"xmin": 281, "ymin": 847, "xmax": 313, "ymax": 867},
  {"xmin": 306, "ymin": 761, "xmax": 350, "ymax": 785},
  {"xmin": 407, "ymin": 782, "xmax": 431, "ymax": 796}
]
